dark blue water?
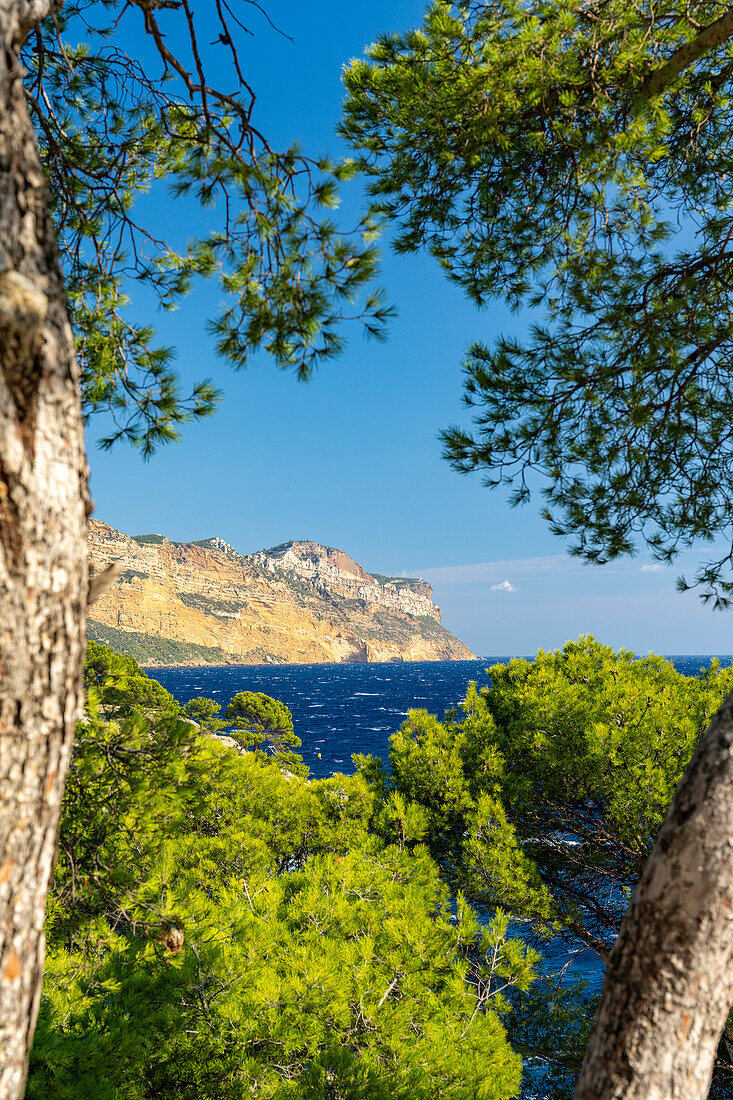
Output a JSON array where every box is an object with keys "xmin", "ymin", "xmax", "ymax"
[
  {"xmin": 149, "ymin": 654, "xmax": 732, "ymax": 781},
  {"xmin": 149, "ymin": 654, "xmax": 732, "ymax": 999},
  {"xmin": 149, "ymin": 657, "xmax": 499, "ymax": 778}
]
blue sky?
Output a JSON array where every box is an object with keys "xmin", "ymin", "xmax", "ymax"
[{"xmin": 86, "ymin": 0, "xmax": 733, "ymax": 656}]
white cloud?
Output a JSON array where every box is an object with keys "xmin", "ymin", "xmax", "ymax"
[
  {"xmin": 490, "ymin": 580, "xmax": 516, "ymax": 592},
  {"xmin": 641, "ymin": 563, "xmax": 666, "ymax": 573}
]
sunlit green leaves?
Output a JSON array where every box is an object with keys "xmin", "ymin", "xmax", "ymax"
[
  {"xmin": 381, "ymin": 635, "xmax": 733, "ymax": 1096},
  {"xmin": 28, "ymin": 643, "xmax": 531, "ymax": 1099}
]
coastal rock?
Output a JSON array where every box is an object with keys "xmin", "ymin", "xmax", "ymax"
[{"xmin": 87, "ymin": 520, "xmax": 476, "ymax": 667}]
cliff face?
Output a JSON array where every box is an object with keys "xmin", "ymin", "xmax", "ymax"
[
  {"xmin": 251, "ymin": 540, "xmax": 441, "ymax": 622},
  {"xmin": 88, "ymin": 521, "xmax": 475, "ymax": 666}
]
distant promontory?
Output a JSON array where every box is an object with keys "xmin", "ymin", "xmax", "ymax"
[{"xmin": 87, "ymin": 520, "xmax": 475, "ymax": 666}]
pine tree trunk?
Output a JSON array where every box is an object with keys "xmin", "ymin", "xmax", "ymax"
[
  {"xmin": 574, "ymin": 690, "xmax": 733, "ymax": 1099},
  {"xmin": 0, "ymin": 3, "xmax": 88, "ymax": 1098}
]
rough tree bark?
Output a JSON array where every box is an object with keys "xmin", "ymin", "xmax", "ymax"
[
  {"xmin": 574, "ymin": 690, "xmax": 733, "ymax": 1099},
  {"xmin": 0, "ymin": 2, "xmax": 88, "ymax": 1098}
]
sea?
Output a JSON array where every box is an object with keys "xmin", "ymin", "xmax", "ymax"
[
  {"xmin": 148, "ymin": 654, "xmax": 733, "ymax": 1001},
  {"xmin": 149, "ymin": 654, "xmax": 733, "ymax": 783}
]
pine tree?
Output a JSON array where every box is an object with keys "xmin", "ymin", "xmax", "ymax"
[
  {"xmin": 27, "ymin": 648, "xmax": 536, "ymax": 1100},
  {"xmin": 383, "ymin": 639, "xmax": 733, "ymax": 1097}
]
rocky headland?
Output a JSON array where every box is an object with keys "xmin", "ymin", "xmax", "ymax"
[{"xmin": 88, "ymin": 520, "xmax": 475, "ymax": 666}]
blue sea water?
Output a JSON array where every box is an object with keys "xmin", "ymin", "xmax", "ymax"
[
  {"xmin": 149, "ymin": 657, "xmax": 499, "ymax": 780},
  {"xmin": 149, "ymin": 654, "xmax": 733, "ymax": 783},
  {"xmin": 148, "ymin": 653, "xmax": 733, "ymax": 1000}
]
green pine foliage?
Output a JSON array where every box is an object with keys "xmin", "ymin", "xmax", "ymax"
[
  {"xmin": 181, "ymin": 696, "xmax": 223, "ymax": 731},
  {"xmin": 471, "ymin": 639, "xmax": 732, "ymax": 947},
  {"xmin": 84, "ymin": 639, "xmax": 180, "ymax": 716},
  {"xmin": 225, "ymin": 690, "xmax": 306, "ymax": 774},
  {"xmin": 341, "ymin": 0, "xmax": 733, "ymax": 603},
  {"xmin": 377, "ymin": 636, "xmax": 733, "ymax": 1096},
  {"xmin": 33, "ymin": 638, "xmax": 733, "ymax": 1096},
  {"xmin": 23, "ymin": 2, "xmax": 391, "ymax": 457},
  {"xmin": 26, "ymin": 644, "xmax": 535, "ymax": 1099}
]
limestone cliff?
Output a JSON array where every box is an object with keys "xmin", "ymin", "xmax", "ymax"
[{"xmin": 87, "ymin": 520, "xmax": 475, "ymax": 666}]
